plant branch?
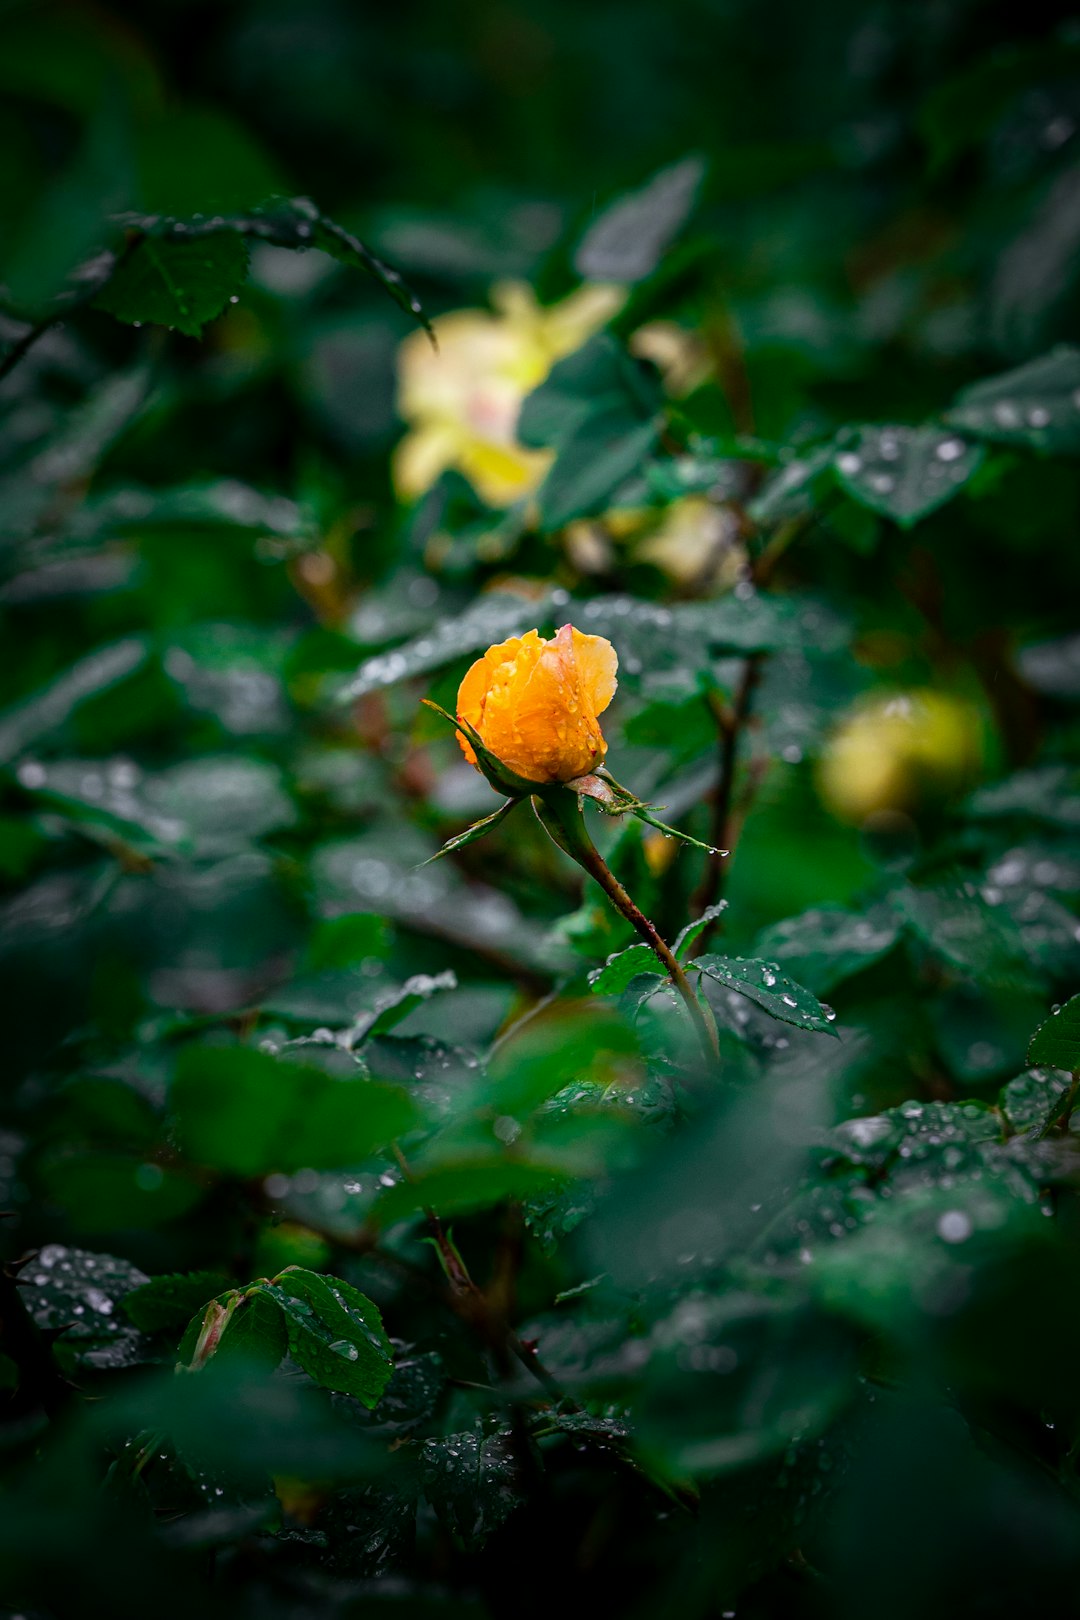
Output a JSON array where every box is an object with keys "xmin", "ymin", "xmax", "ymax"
[
  {"xmin": 688, "ymin": 653, "xmax": 763, "ymax": 938},
  {"xmin": 535, "ymin": 793, "xmax": 719, "ymax": 1062},
  {"xmin": 390, "ymin": 1145, "xmax": 577, "ymax": 1408},
  {"xmin": 0, "ymin": 318, "xmax": 55, "ymax": 385}
]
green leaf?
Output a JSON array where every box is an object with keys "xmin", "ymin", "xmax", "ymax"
[
  {"xmin": 0, "ymin": 639, "xmax": 149, "ymax": 766},
  {"xmin": 374, "ymin": 1161, "xmax": 567, "ymax": 1224},
  {"xmin": 823, "ymin": 1099, "xmax": 1001, "ymax": 1175},
  {"xmin": 999, "ymin": 1068, "xmax": 1073, "ymax": 1133},
  {"xmin": 102, "ymin": 197, "xmax": 429, "ymax": 332},
  {"xmin": 919, "ymin": 40, "xmax": 1080, "ymax": 170},
  {"xmin": 302, "ymin": 913, "xmax": 391, "ymax": 972},
  {"xmin": 337, "ymin": 588, "xmax": 835, "ymax": 704},
  {"xmin": 262, "ymin": 1268, "xmax": 392, "ymax": 1406},
  {"xmin": 0, "ymin": 368, "xmax": 153, "ymax": 541},
  {"xmin": 22, "ymin": 1245, "xmax": 151, "ymax": 1370},
  {"xmin": 339, "ymin": 589, "xmax": 554, "ymax": 702},
  {"xmin": 486, "ymin": 1002, "xmax": 640, "ymax": 1116},
  {"xmin": 944, "ymin": 347, "xmax": 1080, "ymax": 455},
  {"xmin": 122, "ymin": 1271, "xmax": 233, "ymax": 1333},
  {"xmin": 575, "ymin": 155, "xmax": 706, "ymax": 283},
  {"xmin": 1018, "ymin": 633, "xmax": 1080, "ymax": 701},
  {"xmin": 1028, "ymin": 995, "xmax": 1080, "ymax": 1073},
  {"xmin": 588, "ymin": 942, "xmax": 659, "ymax": 994},
  {"xmin": 344, "ymin": 970, "xmax": 458, "ymax": 1044},
  {"xmin": 420, "ymin": 1430, "xmax": 523, "ymax": 1552},
  {"xmin": 752, "ymin": 903, "xmax": 901, "ymax": 996},
  {"xmin": 518, "ymin": 333, "xmax": 660, "ymax": 449},
  {"xmin": 311, "ymin": 831, "xmax": 564, "ymax": 977},
  {"xmin": 808, "ymin": 1179, "xmax": 1043, "ymax": 1339},
  {"xmin": 87, "ymin": 478, "xmax": 315, "ymax": 538},
  {"xmin": 93, "ymin": 231, "xmax": 249, "ymax": 336},
  {"xmin": 20, "ymin": 756, "xmax": 297, "ymax": 858},
  {"xmin": 748, "ymin": 443, "xmax": 835, "ymax": 525},
  {"xmin": 833, "ymin": 426, "xmax": 982, "ymax": 526},
  {"xmin": 213, "ymin": 1290, "xmax": 289, "ymax": 1370},
  {"xmin": 253, "ymin": 195, "xmax": 429, "ymax": 331},
  {"xmin": 575, "ymin": 591, "xmax": 846, "ymax": 670},
  {"xmin": 171, "ymin": 1046, "xmax": 417, "ymax": 1176},
  {"xmin": 536, "ymin": 413, "xmax": 660, "ymax": 532},
  {"xmin": 637, "ymin": 1296, "xmax": 856, "ymax": 1476},
  {"xmin": 965, "ymin": 766, "xmax": 1080, "ymax": 829},
  {"xmin": 519, "ymin": 334, "xmax": 663, "ymax": 531},
  {"xmin": 693, "ymin": 953, "xmax": 839, "ymax": 1035},
  {"xmin": 177, "ymin": 1287, "xmax": 289, "ymax": 1372},
  {"xmin": 673, "ymin": 902, "xmax": 728, "ymax": 960},
  {"xmin": 321, "ymin": 1482, "xmax": 419, "ymax": 1575},
  {"xmin": 895, "ymin": 879, "xmax": 1037, "ymax": 990}
]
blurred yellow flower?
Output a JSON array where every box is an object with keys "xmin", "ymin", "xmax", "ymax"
[
  {"xmin": 635, "ymin": 496, "xmax": 741, "ymax": 588},
  {"xmin": 630, "ymin": 320, "xmax": 713, "ymax": 397},
  {"xmin": 819, "ymin": 691, "xmax": 984, "ymax": 823},
  {"xmin": 394, "ymin": 281, "xmax": 625, "ymax": 507},
  {"xmin": 456, "ymin": 624, "xmax": 618, "ymax": 783},
  {"xmin": 564, "ymin": 496, "xmax": 743, "ymax": 590}
]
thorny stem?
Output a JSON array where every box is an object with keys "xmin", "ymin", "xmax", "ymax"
[
  {"xmin": 536, "ymin": 794, "xmax": 719, "ymax": 1063},
  {"xmin": 391, "ymin": 1145, "xmax": 577, "ymax": 1409}
]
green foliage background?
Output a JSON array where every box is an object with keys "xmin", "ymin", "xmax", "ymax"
[{"xmin": 3, "ymin": 1, "xmax": 1080, "ymax": 1616}]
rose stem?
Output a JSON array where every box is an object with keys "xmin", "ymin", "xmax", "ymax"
[{"xmin": 536, "ymin": 795, "xmax": 719, "ymax": 1063}]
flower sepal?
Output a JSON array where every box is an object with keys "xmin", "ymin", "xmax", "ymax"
[
  {"xmin": 422, "ymin": 698, "xmax": 545, "ymax": 798},
  {"xmin": 566, "ymin": 767, "xmax": 726, "ymax": 858},
  {"xmin": 420, "ymin": 796, "xmax": 517, "ymax": 866}
]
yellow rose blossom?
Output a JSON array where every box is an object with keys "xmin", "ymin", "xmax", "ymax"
[
  {"xmin": 456, "ymin": 624, "xmax": 618, "ymax": 784},
  {"xmin": 394, "ymin": 280, "xmax": 625, "ymax": 508}
]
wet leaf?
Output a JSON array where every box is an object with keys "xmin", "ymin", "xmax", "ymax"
[
  {"xmin": 0, "ymin": 640, "xmax": 149, "ymax": 766},
  {"xmin": 1028, "ymin": 995, "xmax": 1080, "ymax": 1072},
  {"xmin": 945, "ymin": 346, "xmax": 1080, "ymax": 455},
  {"xmin": 101, "ymin": 198, "xmax": 429, "ymax": 331},
  {"xmin": 262, "ymin": 1268, "xmax": 392, "ymax": 1405},
  {"xmin": 833, "ymin": 425, "xmax": 982, "ymax": 526},
  {"xmin": 637, "ymin": 1295, "xmax": 857, "ymax": 1476},
  {"xmin": 587, "ymin": 942, "xmax": 658, "ymax": 994},
  {"xmin": 673, "ymin": 902, "xmax": 728, "ymax": 958},
  {"xmin": 420, "ymin": 1430, "xmax": 523, "ymax": 1552},
  {"xmin": 693, "ymin": 953, "xmax": 839, "ymax": 1035},
  {"xmin": 93, "ymin": 232, "xmax": 249, "ymax": 336},
  {"xmin": 339, "ymin": 589, "xmax": 556, "ymax": 702},
  {"xmin": 22, "ymin": 1244, "xmax": 151, "ymax": 1369},
  {"xmin": 752, "ymin": 903, "xmax": 901, "ymax": 995},
  {"xmin": 342, "ymin": 970, "xmax": 459, "ymax": 1045},
  {"xmin": 895, "ymin": 879, "xmax": 1037, "ymax": 990}
]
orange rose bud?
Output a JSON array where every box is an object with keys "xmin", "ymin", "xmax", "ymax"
[{"xmin": 456, "ymin": 624, "xmax": 618, "ymax": 785}]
